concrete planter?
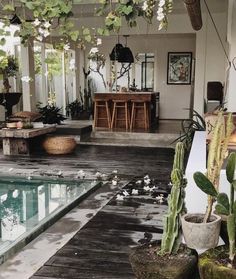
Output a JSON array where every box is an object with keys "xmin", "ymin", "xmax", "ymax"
[
  {"xmin": 199, "ymin": 245, "xmax": 236, "ymax": 279},
  {"xmin": 129, "ymin": 243, "xmax": 199, "ymax": 279},
  {"xmin": 181, "ymin": 213, "xmax": 221, "ymax": 250}
]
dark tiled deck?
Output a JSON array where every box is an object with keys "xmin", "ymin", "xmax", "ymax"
[{"xmin": 0, "ymin": 145, "xmax": 174, "ymax": 278}]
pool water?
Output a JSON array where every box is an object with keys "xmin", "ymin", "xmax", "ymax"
[{"xmin": 0, "ymin": 176, "xmax": 100, "ymax": 264}]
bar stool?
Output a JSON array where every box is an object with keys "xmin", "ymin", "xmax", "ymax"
[
  {"xmin": 111, "ymin": 100, "xmax": 130, "ymax": 130},
  {"xmin": 130, "ymin": 100, "xmax": 149, "ymax": 131},
  {"xmin": 94, "ymin": 99, "xmax": 111, "ymax": 129}
]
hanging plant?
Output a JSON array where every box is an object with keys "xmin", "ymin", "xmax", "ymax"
[{"xmin": 0, "ymin": 55, "xmax": 18, "ymax": 93}]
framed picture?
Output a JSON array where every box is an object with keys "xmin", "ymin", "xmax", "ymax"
[{"xmin": 167, "ymin": 52, "xmax": 192, "ymax": 85}]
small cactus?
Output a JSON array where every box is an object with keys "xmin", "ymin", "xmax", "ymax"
[{"xmin": 160, "ymin": 142, "xmax": 186, "ymax": 254}]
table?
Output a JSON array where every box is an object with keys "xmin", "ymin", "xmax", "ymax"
[
  {"xmin": 94, "ymin": 92, "xmax": 159, "ymax": 131},
  {"xmin": 1, "ymin": 126, "xmax": 56, "ymax": 155}
]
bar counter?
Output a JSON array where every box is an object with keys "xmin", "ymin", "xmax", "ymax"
[{"xmin": 94, "ymin": 92, "xmax": 159, "ymax": 131}]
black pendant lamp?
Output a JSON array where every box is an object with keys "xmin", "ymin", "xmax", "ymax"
[
  {"xmin": 109, "ymin": 43, "xmax": 123, "ymax": 61},
  {"xmin": 118, "ymin": 35, "xmax": 134, "ymax": 63}
]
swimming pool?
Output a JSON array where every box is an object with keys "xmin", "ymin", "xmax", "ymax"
[{"xmin": 0, "ymin": 176, "xmax": 100, "ymax": 264}]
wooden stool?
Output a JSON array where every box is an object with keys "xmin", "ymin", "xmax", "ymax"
[
  {"xmin": 130, "ymin": 100, "xmax": 149, "ymax": 131},
  {"xmin": 94, "ymin": 99, "xmax": 111, "ymax": 129},
  {"xmin": 111, "ymin": 100, "xmax": 129, "ymax": 130}
]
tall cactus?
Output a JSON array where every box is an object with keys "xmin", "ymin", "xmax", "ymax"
[
  {"xmin": 160, "ymin": 142, "xmax": 186, "ymax": 254},
  {"xmin": 201, "ymin": 112, "xmax": 233, "ymax": 222},
  {"xmin": 217, "ymin": 152, "xmax": 236, "ymax": 265}
]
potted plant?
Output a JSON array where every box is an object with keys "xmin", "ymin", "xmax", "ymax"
[
  {"xmin": 0, "ymin": 55, "xmax": 18, "ymax": 93},
  {"xmin": 181, "ymin": 111, "xmax": 234, "ymax": 250},
  {"xmin": 129, "ymin": 142, "xmax": 199, "ymax": 279},
  {"xmin": 37, "ymin": 103, "xmax": 66, "ymax": 124},
  {"xmin": 197, "ymin": 152, "xmax": 236, "ymax": 278},
  {"xmin": 66, "ymin": 99, "xmax": 83, "ymax": 120}
]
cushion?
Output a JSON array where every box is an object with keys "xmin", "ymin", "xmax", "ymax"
[{"xmin": 9, "ymin": 111, "xmax": 42, "ymax": 122}]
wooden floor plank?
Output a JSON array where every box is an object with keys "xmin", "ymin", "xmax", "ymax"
[{"xmin": 29, "ymin": 146, "xmax": 174, "ymax": 279}]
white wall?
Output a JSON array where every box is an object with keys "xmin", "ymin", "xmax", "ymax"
[{"xmin": 80, "ymin": 5, "xmax": 228, "ymax": 119}]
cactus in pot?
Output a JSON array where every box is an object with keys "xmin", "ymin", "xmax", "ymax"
[
  {"xmin": 215, "ymin": 152, "xmax": 236, "ymax": 265},
  {"xmin": 181, "ymin": 112, "xmax": 234, "ymax": 250},
  {"xmin": 160, "ymin": 141, "xmax": 187, "ymax": 254}
]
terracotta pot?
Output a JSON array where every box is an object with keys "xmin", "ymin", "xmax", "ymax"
[
  {"xmin": 129, "ymin": 243, "xmax": 199, "ymax": 279},
  {"xmin": 199, "ymin": 245, "xmax": 236, "ymax": 279},
  {"xmin": 181, "ymin": 213, "xmax": 221, "ymax": 250}
]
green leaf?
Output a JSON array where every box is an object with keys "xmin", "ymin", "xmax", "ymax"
[
  {"xmin": 226, "ymin": 152, "xmax": 236, "ymax": 183},
  {"xmin": 193, "ymin": 172, "xmax": 218, "ymax": 197},
  {"xmin": 69, "ymin": 30, "xmax": 79, "ymax": 41},
  {"xmin": 215, "ymin": 204, "xmax": 229, "ymax": 215},
  {"xmin": 3, "ymin": 4, "xmax": 15, "ymax": 12},
  {"xmin": 227, "ymin": 214, "xmax": 235, "ymax": 243},
  {"xmin": 0, "ymin": 38, "xmax": 6, "ymax": 46},
  {"xmin": 217, "ymin": 193, "xmax": 230, "ymax": 212},
  {"xmin": 84, "ymin": 35, "xmax": 91, "ymax": 42},
  {"xmin": 122, "ymin": 5, "xmax": 133, "ymax": 15},
  {"xmin": 82, "ymin": 28, "xmax": 90, "ymax": 35},
  {"xmin": 0, "ymin": 50, "xmax": 6, "ymax": 57}
]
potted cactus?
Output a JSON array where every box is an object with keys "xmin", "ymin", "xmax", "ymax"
[
  {"xmin": 129, "ymin": 142, "xmax": 199, "ymax": 279},
  {"xmin": 181, "ymin": 111, "xmax": 234, "ymax": 250},
  {"xmin": 198, "ymin": 152, "xmax": 236, "ymax": 278}
]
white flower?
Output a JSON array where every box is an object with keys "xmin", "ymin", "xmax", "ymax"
[
  {"xmin": 38, "ymin": 27, "xmax": 44, "ymax": 34},
  {"xmin": 168, "ymin": 181, "xmax": 173, "ymax": 186},
  {"xmin": 157, "ymin": 7, "xmax": 163, "ymax": 14},
  {"xmin": 144, "ymin": 175, "xmax": 150, "ymax": 180},
  {"xmin": 144, "ymin": 185, "xmax": 151, "ymax": 191},
  {"xmin": 97, "ymin": 38, "xmax": 102, "ymax": 45},
  {"xmin": 156, "ymin": 194, "xmax": 164, "ymax": 203},
  {"xmin": 142, "ymin": 1, "xmax": 148, "ymax": 11},
  {"xmin": 89, "ymin": 47, "xmax": 98, "ymax": 54},
  {"xmin": 131, "ymin": 189, "xmax": 139, "ymax": 195},
  {"xmin": 159, "ymin": 0, "xmax": 166, "ymax": 7},
  {"xmin": 36, "ymin": 35, "xmax": 43, "ymax": 42},
  {"xmin": 33, "ymin": 18, "xmax": 41, "ymax": 27},
  {"xmin": 12, "ymin": 190, "xmax": 19, "ymax": 198},
  {"xmin": 157, "ymin": 14, "xmax": 165, "ymax": 21},
  {"xmin": 112, "ymin": 169, "xmax": 118, "ymax": 174},
  {"xmin": 43, "ymin": 30, "xmax": 50, "ymax": 38},
  {"xmin": 44, "ymin": 21, "xmax": 51, "ymax": 29},
  {"xmin": 27, "ymin": 176, "xmax": 32, "ymax": 180},
  {"xmin": 116, "ymin": 194, "xmax": 124, "ymax": 201},
  {"xmin": 123, "ymin": 190, "xmax": 129, "ymax": 197},
  {"xmin": 8, "ymin": 168, "xmax": 13, "ymax": 172},
  {"xmin": 21, "ymin": 76, "xmax": 32, "ymax": 83},
  {"xmin": 112, "ymin": 179, "xmax": 118, "ymax": 186},
  {"xmin": 95, "ymin": 171, "xmax": 102, "ymax": 178},
  {"xmin": 144, "ymin": 178, "xmax": 151, "ymax": 185},
  {"xmin": 63, "ymin": 43, "xmax": 70, "ymax": 51},
  {"xmin": 1, "ymin": 194, "xmax": 7, "ymax": 202},
  {"xmin": 69, "ymin": 59, "xmax": 76, "ymax": 70},
  {"xmin": 135, "ymin": 180, "xmax": 142, "ymax": 185}
]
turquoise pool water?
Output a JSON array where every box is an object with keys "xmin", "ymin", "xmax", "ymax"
[{"xmin": 0, "ymin": 176, "xmax": 99, "ymax": 264}]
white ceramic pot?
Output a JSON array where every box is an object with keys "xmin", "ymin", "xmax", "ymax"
[{"xmin": 181, "ymin": 213, "xmax": 221, "ymax": 250}]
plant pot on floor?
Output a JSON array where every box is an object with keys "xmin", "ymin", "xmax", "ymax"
[
  {"xmin": 129, "ymin": 242, "xmax": 199, "ymax": 279},
  {"xmin": 181, "ymin": 213, "xmax": 221, "ymax": 250},
  {"xmin": 199, "ymin": 245, "xmax": 236, "ymax": 279}
]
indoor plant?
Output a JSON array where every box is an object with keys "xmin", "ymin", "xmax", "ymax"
[
  {"xmin": 129, "ymin": 142, "xmax": 199, "ymax": 279},
  {"xmin": 198, "ymin": 152, "xmax": 236, "ymax": 278},
  {"xmin": 37, "ymin": 103, "xmax": 66, "ymax": 124},
  {"xmin": 66, "ymin": 99, "xmax": 83, "ymax": 120},
  {"xmin": 181, "ymin": 111, "xmax": 234, "ymax": 250}
]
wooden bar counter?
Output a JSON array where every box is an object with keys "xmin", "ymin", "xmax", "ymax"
[{"xmin": 94, "ymin": 92, "xmax": 159, "ymax": 131}]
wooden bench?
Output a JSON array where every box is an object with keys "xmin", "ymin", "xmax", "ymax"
[{"xmin": 0, "ymin": 126, "xmax": 56, "ymax": 155}]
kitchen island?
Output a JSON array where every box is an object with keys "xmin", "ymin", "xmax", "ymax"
[{"xmin": 94, "ymin": 92, "xmax": 159, "ymax": 131}]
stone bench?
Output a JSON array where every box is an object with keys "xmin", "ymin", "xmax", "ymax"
[{"xmin": 0, "ymin": 126, "xmax": 56, "ymax": 155}]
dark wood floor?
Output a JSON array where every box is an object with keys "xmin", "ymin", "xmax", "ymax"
[{"xmin": 0, "ymin": 145, "xmax": 174, "ymax": 279}]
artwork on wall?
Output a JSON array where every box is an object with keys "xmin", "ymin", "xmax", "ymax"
[{"xmin": 167, "ymin": 52, "xmax": 192, "ymax": 85}]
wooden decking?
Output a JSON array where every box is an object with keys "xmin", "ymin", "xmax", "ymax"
[{"xmin": 24, "ymin": 145, "xmax": 174, "ymax": 279}]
